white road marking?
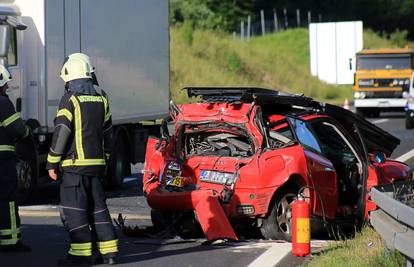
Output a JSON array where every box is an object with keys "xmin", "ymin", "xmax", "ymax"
[
  {"xmin": 247, "ymin": 242, "xmax": 291, "ymax": 267},
  {"xmin": 396, "ymin": 148, "xmax": 414, "ymax": 163},
  {"xmin": 19, "ymin": 209, "xmax": 151, "ymax": 220},
  {"xmin": 20, "ymin": 205, "xmax": 58, "ymax": 211},
  {"xmin": 124, "ymin": 177, "xmax": 138, "ymax": 183},
  {"xmin": 371, "ymin": 119, "xmax": 389, "ymax": 124}
]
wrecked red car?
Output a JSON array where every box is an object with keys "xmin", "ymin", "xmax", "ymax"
[{"xmin": 142, "ymin": 87, "xmax": 412, "ymax": 241}]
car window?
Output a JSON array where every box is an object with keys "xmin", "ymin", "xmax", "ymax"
[
  {"xmin": 291, "ymin": 118, "xmax": 322, "ymax": 153},
  {"xmin": 311, "ymin": 120, "xmax": 353, "ymax": 157},
  {"xmin": 266, "ymin": 118, "xmax": 295, "ymax": 149}
]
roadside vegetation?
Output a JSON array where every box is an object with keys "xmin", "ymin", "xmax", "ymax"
[
  {"xmin": 306, "ymin": 226, "xmax": 405, "ymax": 267},
  {"xmin": 171, "ymin": 26, "xmax": 404, "ymax": 105}
]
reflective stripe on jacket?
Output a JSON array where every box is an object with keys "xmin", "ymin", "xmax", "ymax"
[
  {"xmin": 0, "ymin": 95, "xmax": 29, "ymax": 158},
  {"xmin": 46, "ymin": 91, "xmax": 113, "ymax": 176}
]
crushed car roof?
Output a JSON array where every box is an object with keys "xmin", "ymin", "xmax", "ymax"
[
  {"xmin": 183, "ymin": 87, "xmax": 400, "ymax": 156},
  {"xmin": 184, "ymin": 86, "xmax": 316, "ymax": 106}
]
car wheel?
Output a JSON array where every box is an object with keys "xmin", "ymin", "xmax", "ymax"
[
  {"xmin": 151, "ymin": 209, "xmax": 173, "ymax": 232},
  {"xmin": 108, "ymin": 136, "xmax": 130, "ymax": 190},
  {"xmin": 260, "ymin": 190, "xmax": 296, "ymax": 241},
  {"xmin": 406, "ymin": 116, "xmax": 414, "ymax": 129}
]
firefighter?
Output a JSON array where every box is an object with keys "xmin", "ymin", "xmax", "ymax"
[
  {"xmin": 0, "ymin": 64, "xmax": 31, "ymax": 252},
  {"xmin": 46, "ymin": 55, "xmax": 118, "ymax": 265}
]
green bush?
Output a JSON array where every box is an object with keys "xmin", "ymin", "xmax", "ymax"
[
  {"xmin": 389, "ymin": 29, "xmax": 409, "ymax": 47},
  {"xmin": 226, "ymin": 51, "xmax": 243, "ymax": 73},
  {"xmin": 182, "ymin": 21, "xmax": 194, "ymax": 46}
]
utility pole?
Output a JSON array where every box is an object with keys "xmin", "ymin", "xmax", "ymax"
[
  {"xmin": 307, "ymin": 11, "xmax": 311, "ymax": 25},
  {"xmin": 273, "ymin": 8, "xmax": 279, "ymax": 32},
  {"xmin": 261, "ymin": 9, "xmax": 265, "ymax": 35},
  {"xmin": 296, "ymin": 9, "xmax": 300, "ymax": 27},
  {"xmin": 247, "ymin": 15, "xmax": 251, "ymax": 40},
  {"xmin": 283, "ymin": 8, "xmax": 288, "ymax": 29},
  {"xmin": 241, "ymin": 20, "xmax": 245, "ymax": 41}
]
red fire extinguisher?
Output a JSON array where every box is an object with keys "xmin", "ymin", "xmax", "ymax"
[{"xmin": 291, "ymin": 195, "xmax": 310, "ymax": 257}]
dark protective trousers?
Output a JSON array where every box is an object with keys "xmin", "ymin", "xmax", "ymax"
[
  {"xmin": 0, "ymin": 157, "xmax": 21, "ymax": 246},
  {"xmin": 59, "ymin": 172, "xmax": 118, "ymax": 258}
]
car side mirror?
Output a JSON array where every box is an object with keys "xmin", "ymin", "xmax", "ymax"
[{"xmin": 373, "ymin": 151, "xmax": 386, "ymax": 164}]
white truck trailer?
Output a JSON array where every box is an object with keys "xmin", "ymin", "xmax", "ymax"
[{"xmin": 0, "ymin": 0, "xmax": 169, "ymax": 197}]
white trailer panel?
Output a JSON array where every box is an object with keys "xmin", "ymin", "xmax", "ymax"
[
  {"xmin": 309, "ymin": 21, "xmax": 363, "ymax": 85},
  {"xmin": 11, "ymin": 0, "xmax": 170, "ymax": 127}
]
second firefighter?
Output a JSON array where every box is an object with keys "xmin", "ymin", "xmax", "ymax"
[{"xmin": 46, "ymin": 54, "xmax": 118, "ymax": 265}]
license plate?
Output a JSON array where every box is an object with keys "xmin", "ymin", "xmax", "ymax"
[
  {"xmin": 169, "ymin": 176, "xmax": 185, "ymax": 187},
  {"xmin": 200, "ymin": 170, "xmax": 235, "ymax": 185}
]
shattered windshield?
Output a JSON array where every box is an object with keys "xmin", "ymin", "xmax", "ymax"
[{"xmin": 182, "ymin": 123, "xmax": 255, "ymax": 158}]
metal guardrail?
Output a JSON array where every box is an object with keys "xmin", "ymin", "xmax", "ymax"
[{"xmin": 370, "ymin": 180, "xmax": 414, "ymax": 267}]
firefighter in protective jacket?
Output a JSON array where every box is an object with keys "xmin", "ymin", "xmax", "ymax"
[
  {"xmin": 46, "ymin": 54, "xmax": 118, "ymax": 265},
  {"xmin": 0, "ymin": 64, "xmax": 31, "ymax": 252}
]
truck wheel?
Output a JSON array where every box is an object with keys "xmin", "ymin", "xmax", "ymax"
[
  {"xmin": 108, "ymin": 136, "xmax": 130, "ymax": 189},
  {"xmin": 406, "ymin": 117, "xmax": 414, "ymax": 129},
  {"xmin": 260, "ymin": 190, "xmax": 296, "ymax": 241},
  {"xmin": 16, "ymin": 159, "xmax": 36, "ymax": 202}
]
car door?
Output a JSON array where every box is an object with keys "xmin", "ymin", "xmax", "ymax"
[{"xmin": 289, "ymin": 118, "xmax": 338, "ymax": 219}]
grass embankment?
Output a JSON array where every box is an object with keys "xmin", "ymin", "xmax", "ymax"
[
  {"xmin": 170, "ymin": 26, "xmax": 398, "ymax": 105},
  {"xmin": 307, "ymin": 227, "xmax": 405, "ymax": 267}
]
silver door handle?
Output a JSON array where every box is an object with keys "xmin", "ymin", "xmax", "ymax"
[{"xmin": 324, "ymin": 167, "xmax": 335, "ymax": 172}]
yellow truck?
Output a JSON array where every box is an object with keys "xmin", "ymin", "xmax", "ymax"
[{"xmin": 353, "ymin": 49, "xmax": 413, "ymax": 117}]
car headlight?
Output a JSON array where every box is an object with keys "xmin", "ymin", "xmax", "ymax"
[
  {"xmin": 403, "ymin": 91, "xmax": 410, "ymax": 99},
  {"xmin": 358, "ymin": 79, "xmax": 374, "ymax": 86}
]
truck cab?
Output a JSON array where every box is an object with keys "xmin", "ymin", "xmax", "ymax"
[
  {"xmin": 353, "ymin": 49, "xmax": 413, "ymax": 117},
  {"xmin": 0, "ymin": 0, "xmax": 170, "ymax": 199}
]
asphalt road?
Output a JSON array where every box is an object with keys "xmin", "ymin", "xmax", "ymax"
[{"xmin": 2, "ymin": 111, "xmax": 413, "ymax": 267}]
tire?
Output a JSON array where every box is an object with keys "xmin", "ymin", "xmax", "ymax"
[
  {"xmin": 16, "ymin": 159, "xmax": 36, "ymax": 203},
  {"xmin": 151, "ymin": 209, "xmax": 173, "ymax": 232},
  {"xmin": 406, "ymin": 116, "xmax": 414, "ymax": 129},
  {"xmin": 260, "ymin": 189, "xmax": 296, "ymax": 241},
  {"xmin": 108, "ymin": 135, "xmax": 130, "ymax": 190}
]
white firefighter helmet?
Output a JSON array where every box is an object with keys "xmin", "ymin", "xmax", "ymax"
[
  {"xmin": 67, "ymin": 53, "xmax": 95, "ymax": 73},
  {"xmin": 0, "ymin": 65, "xmax": 12, "ymax": 87},
  {"xmin": 60, "ymin": 57, "xmax": 92, "ymax": 83}
]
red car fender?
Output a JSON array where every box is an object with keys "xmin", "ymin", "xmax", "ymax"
[
  {"xmin": 253, "ymin": 145, "xmax": 311, "ymax": 217},
  {"xmin": 365, "ymin": 161, "xmax": 411, "ymax": 219}
]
